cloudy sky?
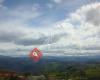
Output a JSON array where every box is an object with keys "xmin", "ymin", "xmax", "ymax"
[{"xmin": 0, "ymin": 0, "xmax": 100, "ymax": 56}]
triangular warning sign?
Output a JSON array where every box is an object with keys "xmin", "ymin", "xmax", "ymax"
[{"xmin": 29, "ymin": 48, "xmax": 42, "ymax": 62}]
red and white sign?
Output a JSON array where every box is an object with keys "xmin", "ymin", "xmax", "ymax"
[{"xmin": 29, "ymin": 48, "xmax": 42, "ymax": 62}]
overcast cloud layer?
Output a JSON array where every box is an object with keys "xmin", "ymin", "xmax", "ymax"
[{"xmin": 0, "ymin": 0, "xmax": 100, "ymax": 56}]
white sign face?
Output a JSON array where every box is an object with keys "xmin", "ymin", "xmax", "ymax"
[{"xmin": 32, "ymin": 52, "xmax": 38, "ymax": 57}]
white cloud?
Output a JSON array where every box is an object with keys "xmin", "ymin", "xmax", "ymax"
[
  {"xmin": 0, "ymin": 0, "xmax": 4, "ymax": 3},
  {"xmin": 8, "ymin": 5, "xmax": 41, "ymax": 22},
  {"xmin": 52, "ymin": 0, "xmax": 63, "ymax": 4},
  {"xmin": 0, "ymin": 2, "xmax": 100, "ymax": 56},
  {"xmin": 0, "ymin": 0, "xmax": 6, "ymax": 9},
  {"xmin": 46, "ymin": 3, "xmax": 54, "ymax": 9},
  {"xmin": 40, "ymin": 2, "xmax": 100, "ymax": 56}
]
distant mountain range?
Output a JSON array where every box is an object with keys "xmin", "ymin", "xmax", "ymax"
[{"xmin": 0, "ymin": 55, "xmax": 99, "ymax": 74}]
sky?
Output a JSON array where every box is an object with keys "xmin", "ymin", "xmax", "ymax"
[{"xmin": 0, "ymin": 0, "xmax": 100, "ymax": 56}]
